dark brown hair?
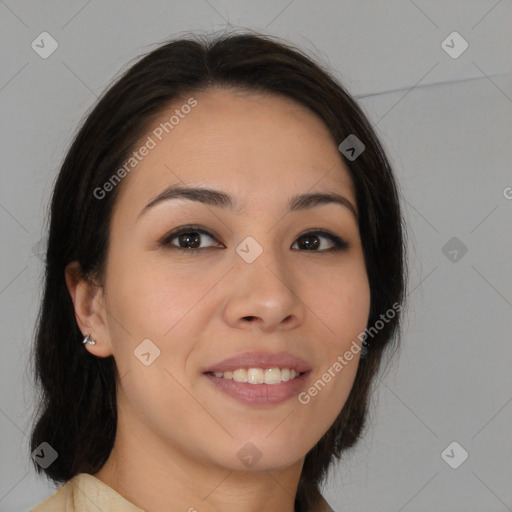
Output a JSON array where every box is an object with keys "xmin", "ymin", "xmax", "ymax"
[{"xmin": 30, "ymin": 30, "xmax": 407, "ymax": 511}]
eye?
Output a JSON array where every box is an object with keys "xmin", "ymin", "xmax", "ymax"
[
  {"xmin": 291, "ymin": 230, "xmax": 349, "ymax": 252},
  {"xmin": 160, "ymin": 226, "xmax": 224, "ymax": 251},
  {"xmin": 159, "ymin": 226, "xmax": 349, "ymax": 253}
]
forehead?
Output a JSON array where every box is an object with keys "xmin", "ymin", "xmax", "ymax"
[{"xmin": 113, "ymin": 88, "xmax": 356, "ymax": 217}]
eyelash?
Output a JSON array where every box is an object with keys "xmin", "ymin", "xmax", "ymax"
[{"xmin": 159, "ymin": 225, "xmax": 349, "ymax": 254}]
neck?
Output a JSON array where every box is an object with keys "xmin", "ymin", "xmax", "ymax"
[{"xmin": 94, "ymin": 411, "xmax": 304, "ymax": 512}]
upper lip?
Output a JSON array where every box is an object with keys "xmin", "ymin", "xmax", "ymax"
[{"xmin": 203, "ymin": 351, "xmax": 312, "ymax": 373}]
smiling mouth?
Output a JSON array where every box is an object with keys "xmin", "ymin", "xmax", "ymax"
[
  {"xmin": 204, "ymin": 368, "xmax": 310, "ymax": 405},
  {"xmin": 205, "ymin": 367, "xmax": 305, "ymax": 385}
]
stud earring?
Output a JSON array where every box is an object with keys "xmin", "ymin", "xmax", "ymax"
[{"xmin": 82, "ymin": 334, "xmax": 96, "ymax": 345}]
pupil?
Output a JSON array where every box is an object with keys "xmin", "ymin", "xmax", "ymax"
[
  {"xmin": 302, "ymin": 235, "xmax": 319, "ymax": 250},
  {"xmin": 180, "ymin": 232, "xmax": 200, "ymax": 249}
]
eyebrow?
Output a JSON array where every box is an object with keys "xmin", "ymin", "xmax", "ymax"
[{"xmin": 137, "ymin": 184, "xmax": 358, "ymax": 220}]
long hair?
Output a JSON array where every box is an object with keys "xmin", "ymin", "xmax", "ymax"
[{"xmin": 30, "ymin": 31, "xmax": 407, "ymax": 511}]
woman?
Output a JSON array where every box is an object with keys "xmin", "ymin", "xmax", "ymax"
[{"xmin": 30, "ymin": 31, "xmax": 406, "ymax": 512}]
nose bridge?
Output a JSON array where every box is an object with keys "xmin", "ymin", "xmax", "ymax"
[{"xmin": 240, "ymin": 233, "xmax": 292, "ymax": 295}]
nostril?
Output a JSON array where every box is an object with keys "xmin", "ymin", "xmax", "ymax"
[{"xmin": 243, "ymin": 316, "xmax": 257, "ymax": 322}]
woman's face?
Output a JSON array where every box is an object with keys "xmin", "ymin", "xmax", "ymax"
[{"xmin": 89, "ymin": 88, "xmax": 370, "ymax": 472}]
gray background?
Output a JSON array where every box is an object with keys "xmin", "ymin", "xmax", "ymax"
[{"xmin": 1, "ymin": 1, "xmax": 511, "ymax": 511}]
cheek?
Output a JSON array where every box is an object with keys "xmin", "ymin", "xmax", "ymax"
[
  {"xmin": 313, "ymin": 261, "xmax": 371, "ymax": 349},
  {"xmin": 305, "ymin": 261, "xmax": 370, "ymax": 404},
  {"xmin": 297, "ymin": 280, "xmax": 368, "ymax": 434},
  {"xmin": 106, "ymin": 256, "xmax": 207, "ymax": 337},
  {"xmin": 104, "ymin": 253, "xmax": 228, "ymax": 381}
]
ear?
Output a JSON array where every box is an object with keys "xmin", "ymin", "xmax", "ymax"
[{"xmin": 64, "ymin": 261, "xmax": 114, "ymax": 357}]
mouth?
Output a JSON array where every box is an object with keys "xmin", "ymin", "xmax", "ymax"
[{"xmin": 202, "ymin": 351, "xmax": 311, "ymax": 405}]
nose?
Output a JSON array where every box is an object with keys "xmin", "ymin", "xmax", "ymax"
[{"xmin": 222, "ymin": 244, "xmax": 305, "ymax": 334}]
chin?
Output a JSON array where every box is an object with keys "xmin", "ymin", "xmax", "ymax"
[{"xmin": 203, "ymin": 434, "xmax": 312, "ymax": 473}]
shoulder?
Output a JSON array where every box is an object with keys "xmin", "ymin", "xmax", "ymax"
[
  {"xmin": 30, "ymin": 473, "xmax": 145, "ymax": 512},
  {"xmin": 29, "ymin": 477, "xmax": 74, "ymax": 511}
]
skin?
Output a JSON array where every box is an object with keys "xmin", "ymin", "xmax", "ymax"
[{"xmin": 65, "ymin": 88, "xmax": 371, "ymax": 512}]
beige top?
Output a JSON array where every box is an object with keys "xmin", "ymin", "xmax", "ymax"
[
  {"xmin": 30, "ymin": 473, "xmax": 144, "ymax": 512},
  {"xmin": 30, "ymin": 473, "xmax": 334, "ymax": 511}
]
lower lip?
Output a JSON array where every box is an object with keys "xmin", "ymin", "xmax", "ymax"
[{"xmin": 204, "ymin": 372, "xmax": 309, "ymax": 405}]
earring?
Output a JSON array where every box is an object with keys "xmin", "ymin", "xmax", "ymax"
[{"xmin": 82, "ymin": 334, "xmax": 96, "ymax": 345}]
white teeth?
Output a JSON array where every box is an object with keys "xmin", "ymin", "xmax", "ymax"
[
  {"xmin": 264, "ymin": 367, "xmax": 281, "ymax": 384},
  {"xmin": 233, "ymin": 368, "xmax": 248, "ymax": 382},
  {"xmin": 247, "ymin": 368, "xmax": 264, "ymax": 384},
  {"xmin": 211, "ymin": 367, "xmax": 301, "ymax": 384}
]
